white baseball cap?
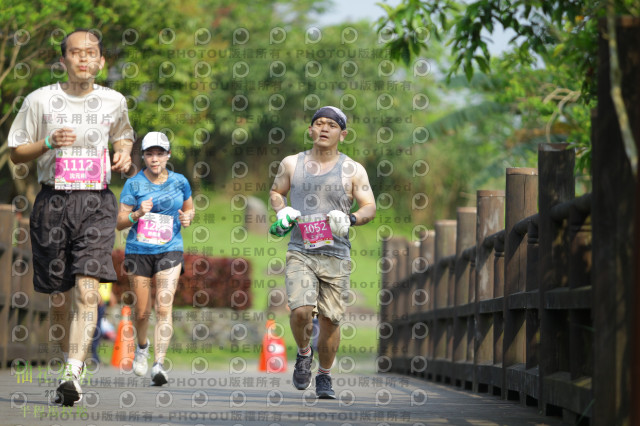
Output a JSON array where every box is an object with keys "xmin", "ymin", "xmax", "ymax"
[{"xmin": 141, "ymin": 131, "xmax": 170, "ymax": 151}]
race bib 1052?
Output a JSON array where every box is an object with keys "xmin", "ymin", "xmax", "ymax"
[{"xmin": 297, "ymin": 214, "xmax": 334, "ymax": 249}]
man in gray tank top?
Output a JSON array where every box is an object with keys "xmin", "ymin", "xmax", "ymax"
[{"xmin": 269, "ymin": 106, "xmax": 376, "ymax": 398}]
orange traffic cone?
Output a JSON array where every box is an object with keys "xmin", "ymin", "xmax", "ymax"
[
  {"xmin": 258, "ymin": 320, "xmax": 287, "ymax": 373},
  {"xmin": 110, "ymin": 305, "xmax": 135, "ymax": 371}
]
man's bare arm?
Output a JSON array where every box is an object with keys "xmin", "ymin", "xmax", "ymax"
[
  {"xmin": 10, "ymin": 128, "xmax": 75, "ymax": 164},
  {"xmin": 350, "ymin": 162, "xmax": 376, "ymax": 225},
  {"xmin": 269, "ymin": 155, "xmax": 295, "ymax": 213}
]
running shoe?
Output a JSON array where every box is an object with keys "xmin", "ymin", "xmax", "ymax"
[
  {"xmin": 151, "ymin": 362, "xmax": 168, "ymax": 386},
  {"xmin": 133, "ymin": 340, "xmax": 150, "ymax": 376},
  {"xmin": 292, "ymin": 348, "xmax": 314, "ymax": 390},
  {"xmin": 55, "ymin": 365, "xmax": 83, "ymax": 406},
  {"xmin": 315, "ymin": 374, "xmax": 336, "ymax": 399}
]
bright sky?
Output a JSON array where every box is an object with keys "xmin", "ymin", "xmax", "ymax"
[
  {"xmin": 316, "ymin": 0, "xmax": 401, "ymax": 26},
  {"xmin": 316, "ymin": 0, "xmax": 513, "ymax": 55}
]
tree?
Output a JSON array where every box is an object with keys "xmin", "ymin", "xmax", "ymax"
[
  {"xmin": 376, "ymin": 0, "xmax": 640, "ymax": 188},
  {"xmin": 0, "ymin": 0, "xmax": 213, "ymax": 202},
  {"xmin": 377, "ymin": 0, "xmax": 638, "ymax": 98},
  {"xmin": 206, "ymin": 18, "xmax": 442, "ymax": 224},
  {"xmin": 0, "ymin": 0, "xmax": 332, "ymax": 204},
  {"xmin": 0, "ymin": 0, "xmax": 120, "ymax": 203}
]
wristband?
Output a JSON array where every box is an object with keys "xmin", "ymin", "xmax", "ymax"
[
  {"xmin": 128, "ymin": 213, "xmax": 138, "ymax": 223},
  {"xmin": 45, "ymin": 136, "xmax": 53, "ymax": 150},
  {"xmin": 349, "ymin": 214, "xmax": 357, "ymax": 226}
]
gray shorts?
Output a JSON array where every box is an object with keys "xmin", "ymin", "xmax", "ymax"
[
  {"xmin": 284, "ymin": 250, "xmax": 351, "ymax": 324},
  {"xmin": 29, "ymin": 185, "xmax": 118, "ymax": 294}
]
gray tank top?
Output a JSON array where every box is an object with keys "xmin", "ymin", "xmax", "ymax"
[{"xmin": 288, "ymin": 152, "xmax": 353, "ymax": 259}]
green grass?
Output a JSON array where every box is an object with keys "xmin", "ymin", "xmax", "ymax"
[
  {"xmin": 106, "ymin": 186, "xmax": 414, "ymax": 374},
  {"xmin": 112, "ymin": 187, "xmax": 415, "ymax": 312}
]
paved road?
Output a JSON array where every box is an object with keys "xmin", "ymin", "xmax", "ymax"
[{"xmin": 2, "ymin": 363, "xmax": 565, "ymax": 426}]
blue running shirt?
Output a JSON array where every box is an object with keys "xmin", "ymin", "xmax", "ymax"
[{"xmin": 120, "ymin": 170, "xmax": 192, "ymax": 254}]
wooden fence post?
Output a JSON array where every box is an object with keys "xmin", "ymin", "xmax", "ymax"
[
  {"xmin": 475, "ymin": 190, "xmax": 505, "ymax": 393},
  {"xmin": 406, "ymin": 230, "xmax": 432, "ymax": 377},
  {"xmin": 538, "ymin": 143, "xmax": 576, "ymax": 417},
  {"xmin": 525, "ymin": 217, "xmax": 540, "ymax": 378},
  {"xmin": 455, "ymin": 208, "xmax": 477, "ymax": 307},
  {"xmin": 453, "ymin": 207, "xmax": 476, "ymax": 389},
  {"xmin": 503, "ymin": 167, "xmax": 538, "ymax": 401},
  {"xmin": 434, "ymin": 220, "xmax": 456, "ymax": 311},
  {"xmin": 432, "ymin": 220, "xmax": 456, "ymax": 383},
  {"xmin": 378, "ymin": 238, "xmax": 395, "ymax": 370},
  {"xmin": 417, "ymin": 230, "xmax": 435, "ymax": 379},
  {"xmin": 379, "ymin": 236, "xmax": 409, "ymax": 372}
]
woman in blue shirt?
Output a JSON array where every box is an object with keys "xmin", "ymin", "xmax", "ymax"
[{"xmin": 116, "ymin": 132, "xmax": 194, "ymax": 386}]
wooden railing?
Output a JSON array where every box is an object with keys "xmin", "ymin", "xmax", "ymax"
[
  {"xmin": 378, "ymin": 19, "xmax": 640, "ymax": 425},
  {"xmin": 0, "ymin": 206, "xmax": 50, "ymax": 369},
  {"xmin": 379, "ymin": 143, "xmax": 596, "ymax": 422}
]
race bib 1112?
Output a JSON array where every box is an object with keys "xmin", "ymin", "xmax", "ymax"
[{"xmin": 54, "ymin": 147, "xmax": 107, "ymax": 190}]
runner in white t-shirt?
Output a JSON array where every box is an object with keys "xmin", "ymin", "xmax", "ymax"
[{"xmin": 8, "ymin": 29, "xmax": 134, "ymax": 406}]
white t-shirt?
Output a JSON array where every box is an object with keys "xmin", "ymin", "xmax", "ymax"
[{"xmin": 8, "ymin": 82, "xmax": 134, "ymax": 185}]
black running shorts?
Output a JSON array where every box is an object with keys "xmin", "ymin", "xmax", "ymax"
[
  {"xmin": 29, "ymin": 185, "xmax": 118, "ymax": 294},
  {"xmin": 123, "ymin": 251, "xmax": 184, "ymax": 278}
]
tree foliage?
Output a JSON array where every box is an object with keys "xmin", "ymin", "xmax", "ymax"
[
  {"xmin": 4, "ymin": 0, "xmax": 606, "ymax": 224},
  {"xmin": 0, "ymin": 0, "xmax": 328, "ymax": 201},
  {"xmin": 375, "ymin": 0, "xmax": 638, "ymax": 192},
  {"xmin": 1, "ymin": 0, "xmax": 449, "ymax": 224},
  {"xmin": 377, "ymin": 0, "xmax": 639, "ymax": 99}
]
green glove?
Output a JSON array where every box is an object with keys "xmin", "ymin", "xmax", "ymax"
[{"xmin": 269, "ymin": 215, "xmax": 296, "ymax": 236}]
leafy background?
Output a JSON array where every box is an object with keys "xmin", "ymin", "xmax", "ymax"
[{"xmin": 3, "ymin": 0, "xmax": 637, "ymax": 369}]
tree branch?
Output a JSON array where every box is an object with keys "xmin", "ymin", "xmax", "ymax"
[
  {"xmin": 0, "ymin": 144, "xmax": 8, "ymax": 173},
  {"xmin": 0, "ymin": 23, "xmax": 9, "ymax": 76},
  {"xmin": 0, "ymin": 37, "xmax": 21, "ymax": 88},
  {"xmin": 543, "ymin": 87, "xmax": 580, "ymax": 143},
  {"xmin": 607, "ymin": 8, "xmax": 637, "ymax": 178}
]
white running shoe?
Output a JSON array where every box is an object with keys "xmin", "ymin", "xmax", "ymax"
[
  {"xmin": 55, "ymin": 365, "xmax": 83, "ymax": 406},
  {"xmin": 151, "ymin": 362, "xmax": 168, "ymax": 386},
  {"xmin": 132, "ymin": 340, "xmax": 150, "ymax": 376}
]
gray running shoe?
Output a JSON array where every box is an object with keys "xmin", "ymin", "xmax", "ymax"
[
  {"xmin": 315, "ymin": 374, "xmax": 336, "ymax": 399},
  {"xmin": 292, "ymin": 348, "xmax": 314, "ymax": 390}
]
